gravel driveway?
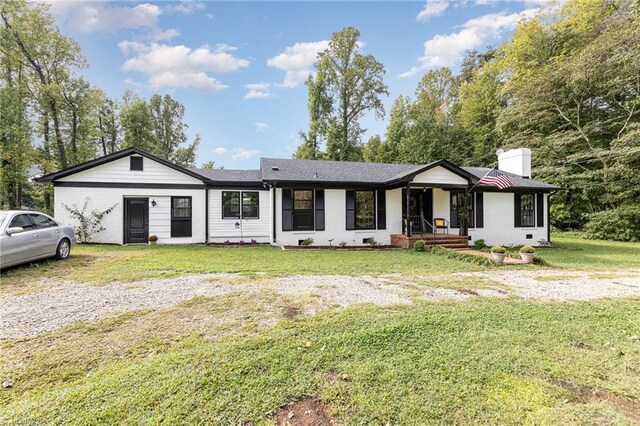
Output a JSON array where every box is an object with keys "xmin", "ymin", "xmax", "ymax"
[{"xmin": 1, "ymin": 270, "xmax": 639, "ymax": 339}]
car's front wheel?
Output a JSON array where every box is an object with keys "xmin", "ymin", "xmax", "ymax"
[{"xmin": 55, "ymin": 239, "xmax": 71, "ymax": 260}]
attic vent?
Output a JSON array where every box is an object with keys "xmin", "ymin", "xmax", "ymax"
[
  {"xmin": 271, "ymin": 166, "xmax": 279, "ymax": 171},
  {"xmin": 314, "ymin": 171, "xmax": 318, "ymax": 178}
]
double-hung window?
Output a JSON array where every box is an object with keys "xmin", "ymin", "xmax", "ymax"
[
  {"xmin": 354, "ymin": 190, "xmax": 375, "ymax": 230},
  {"xmin": 292, "ymin": 190, "xmax": 314, "ymax": 230},
  {"xmin": 171, "ymin": 197, "xmax": 192, "ymax": 237},
  {"xmin": 222, "ymin": 191, "xmax": 259, "ymax": 219},
  {"xmin": 519, "ymin": 194, "xmax": 535, "ymax": 227},
  {"xmin": 450, "ymin": 192, "xmax": 474, "ymax": 228}
]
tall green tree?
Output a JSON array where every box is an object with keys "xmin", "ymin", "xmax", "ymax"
[
  {"xmin": 457, "ymin": 60, "xmax": 504, "ymax": 166},
  {"xmin": 0, "ymin": 86, "xmax": 32, "ymax": 209},
  {"xmin": 317, "ymin": 27, "xmax": 389, "ymax": 161},
  {"xmin": 97, "ymin": 97, "xmax": 121, "ymax": 156},
  {"xmin": 496, "ymin": 0, "xmax": 640, "ymax": 230},
  {"xmin": 120, "ymin": 93, "xmax": 156, "ymax": 152},
  {"xmin": 294, "ymin": 71, "xmax": 332, "ymax": 159},
  {"xmin": 1, "ymin": 0, "xmax": 85, "ymax": 169}
]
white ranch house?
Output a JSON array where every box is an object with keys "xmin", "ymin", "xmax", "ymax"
[{"xmin": 37, "ymin": 147, "xmax": 558, "ymax": 248}]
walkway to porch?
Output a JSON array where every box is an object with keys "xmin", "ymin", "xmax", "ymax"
[{"xmin": 390, "ymin": 233, "xmax": 469, "ymax": 249}]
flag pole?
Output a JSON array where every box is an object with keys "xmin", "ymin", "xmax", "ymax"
[{"xmin": 466, "ymin": 166, "xmax": 496, "ymax": 195}]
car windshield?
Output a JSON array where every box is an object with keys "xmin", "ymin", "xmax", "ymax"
[{"xmin": 0, "ymin": 213, "xmax": 7, "ymax": 227}]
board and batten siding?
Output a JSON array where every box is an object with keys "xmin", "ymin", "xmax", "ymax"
[
  {"xmin": 207, "ymin": 189, "xmax": 271, "ymax": 243},
  {"xmin": 56, "ymin": 155, "xmax": 202, "ymax": 185},
  {"xmin": 54, "ymin": 187, "xmax": 206, "ymax": 244},
  {"xmin": 273, "ymin": 188, "xmax": 403, "ymax": 246}
]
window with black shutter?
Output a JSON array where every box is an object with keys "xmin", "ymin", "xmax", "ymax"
[
  {"xmin": 171, "ymin": 197, "xmax": 192, "ymax": 237},
  {"xmin": 130, "ymin": 156, "xmax": 143, "ymax": 171}
]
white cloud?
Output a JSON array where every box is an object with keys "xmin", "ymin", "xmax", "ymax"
[
  {"xmin": 244, "ymin": 83, "xmax": 276, "ymax": 99},
  {"xmin": 213, "ymin": 147, "xmax": 228, "ymax": 155},
  {"xmin": 401, "ymin": 8, "xmax": 538, "ymax": 78},
  {"xmin": 416, "ymin": 0, "xmax": 449, "ymax": 22},
  {"xmin": 121, "ymin": 43, "xmax": 249, "ymax": 92},
  {"xmin": 164, "ymin": 1, "xmax": 206, "ymax": 15},
  {"xmin": 147, "ymin": 28, "xmax": 180, "ymax": 42},
  {"xmin": 63, "ymin": 2, "xmax": 161, "ymax": 33},
  {"xmin": 233, "ymin": 148, "xmax": 259, "ymax": 160},
  {"xmin": 254, "ymin": 122, "xmax": 270, "ymax": 131},
  {"xmin": 267, "ymin": 40, "xmax": 330, "ymax": 88}
]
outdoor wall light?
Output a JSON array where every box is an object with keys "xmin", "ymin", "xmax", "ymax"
[
  {"xmin": 151, "ymin": 199, "xmax": 157, "ymax": 207},
  {"xmin": 234, "ymin": 222, "xmax": 240, "ymax": 229}
]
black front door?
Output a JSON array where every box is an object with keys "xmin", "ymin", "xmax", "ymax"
[{"xmin": 125, "ymin": 198, "xmax": 149, "ymax": 244}]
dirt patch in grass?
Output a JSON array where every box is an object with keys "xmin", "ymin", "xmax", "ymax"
[
  {"xmin": 282, "ymin": 305, "xmax": 302, "ymax": 319},
  {"xmin": 551, "ymin": 379, "xmax": 640, "ymax": 422},
  {"xmin": 274, "ymin": 397, "xmax": 334, "ymax": 426},
  {"xmin": 457, "ymin": 288, "xmax": 480, "ymax": 296}
]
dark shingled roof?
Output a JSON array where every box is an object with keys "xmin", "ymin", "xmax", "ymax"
[
  {"xmin": 189, "ymin": 168, "xmax": 262, "ymax": 183},
  {"xmin": 260, "ymin": 157, "xmax": 423, "ymax": 184},
  {"xmin": 463, "ymin": 167, "xmax": 560, "ymax": 190}
]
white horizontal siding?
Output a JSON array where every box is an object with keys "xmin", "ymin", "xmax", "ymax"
[
  {"xmin": 208, "ymin": 189, "xmax": 271, "ymax": 243},
  {"xmin": 57, "ymin": 155, "xmax": 202, "ymax": 185},
  {"xmin": 54, "ymin": 187, "xmax": 206, "ymax": 244},
  {"xmin": 412, "ymin": 166, "xmax": 468, "ymax": 185}
]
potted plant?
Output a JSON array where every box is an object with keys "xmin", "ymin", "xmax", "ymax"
[
  {"xmin": 490, "ymin": 245, "xmax": 506, "ymax": 264},
  {"xmin": 148, "ymin": 235, "xmax": 158, "ymax": 245},
  {"xmin": 519, "ymin": 245, "xmax": 535, "ymax": 263}
]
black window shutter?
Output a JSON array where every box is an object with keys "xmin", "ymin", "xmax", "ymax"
[
  {"xmin": 345, "ymin": 190, "xmax": 355, "ymax": 230},
  {"xmin": 315, "ymin": 189, "xmax": 325, "ymax": 231},
  {"xmin": 475, "ymin": 192, "xmax": 484, "ymax": 228},
  {"xmin": 282, "ymin": 189, "xmax": 293, "ymax": 231},
  {"xmin": 514, "ymin": 193, "xmax": 522, "ymax": 227},
  {"xmin": 450, "ymin": 193, "xmax": 459, "ymax": 228},
  {"xmin": 536, "ymin": 193, "xmax": 544, "ymax": 227},
  {"xmin": 376, "ymin": 190, "xmax": 386, "ymax": 230}
]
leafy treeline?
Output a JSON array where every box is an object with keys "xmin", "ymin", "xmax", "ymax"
[
  {"xmin": 295, "ymin": 0, "xmax": 640, "ymax": 240},
  {"xmin": 1, "ymin": 0, "xmax": 200, "ymax": 212}
]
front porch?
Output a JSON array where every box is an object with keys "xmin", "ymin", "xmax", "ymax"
[{"xmin": 390, "ymin": 233, "xmax": 469, "ymax": 249}]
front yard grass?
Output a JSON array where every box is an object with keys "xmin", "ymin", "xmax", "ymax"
[
  {"xmin": 0, "ymin": 244, "xmax": 485, "ymax": 291},
  {"xmin": 539, "ymin": 232, "xmax": 640, "ymax": 270},
  {"xmin": 1, "ymin": 298, "xmax": 639, "ymax": 424}
]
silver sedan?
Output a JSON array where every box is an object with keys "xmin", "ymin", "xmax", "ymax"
[{"xmin": 0, "ymin": 210, "xmax": 77, "ymax": 269}]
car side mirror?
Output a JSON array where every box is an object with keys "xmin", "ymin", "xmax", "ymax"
[{"xmin": 6, "ymin": 227, "xmax": 24, "ymax": 235}]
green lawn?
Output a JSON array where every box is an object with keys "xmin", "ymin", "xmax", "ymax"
[
  {"xmin": 2, "ymin": 233, "xmax": 637, "ymax": 292},
  {"xmin": 1, "ymin": 233, "xmax": 639, "ymax": 424},
  {"xmin": 2, "ymin": 299, "xmax": 639, "ymax": 424},
  {"xmin": 1, "ymin": 243, "xmax": 486, "ymax": 291},
  {"xmin": 540, "ymin": 232, "xmax": 640, "ymax": 270}
]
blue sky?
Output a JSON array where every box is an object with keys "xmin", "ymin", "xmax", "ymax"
[{"xmin": 48, "ymin": 0, "xmax": 545, "ymax": 169}]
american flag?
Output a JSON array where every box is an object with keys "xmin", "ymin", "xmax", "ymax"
[{"xmin": 478, "ymin": 168, "xmax": 514, "ymax": 190}]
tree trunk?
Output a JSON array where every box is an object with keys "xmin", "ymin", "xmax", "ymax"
[
  {"xmin": 49, "ymin": 99, "xmax": 67, "ymax": 167},
  {"xmin": 70, "ymin": 110, "xmax": 78, "ymax": 163},
  {"xmin": 98, "ymin": 114, "xmax": 107, "ymax": 156}
]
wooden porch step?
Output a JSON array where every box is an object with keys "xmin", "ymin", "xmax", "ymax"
[
  {"xmin": 429, "ymin": 243, "xmax": 469, "ymax": 249},
  {"xmin": 390, "ymin": 233, "xmax": 470, "ymax": 249}
]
